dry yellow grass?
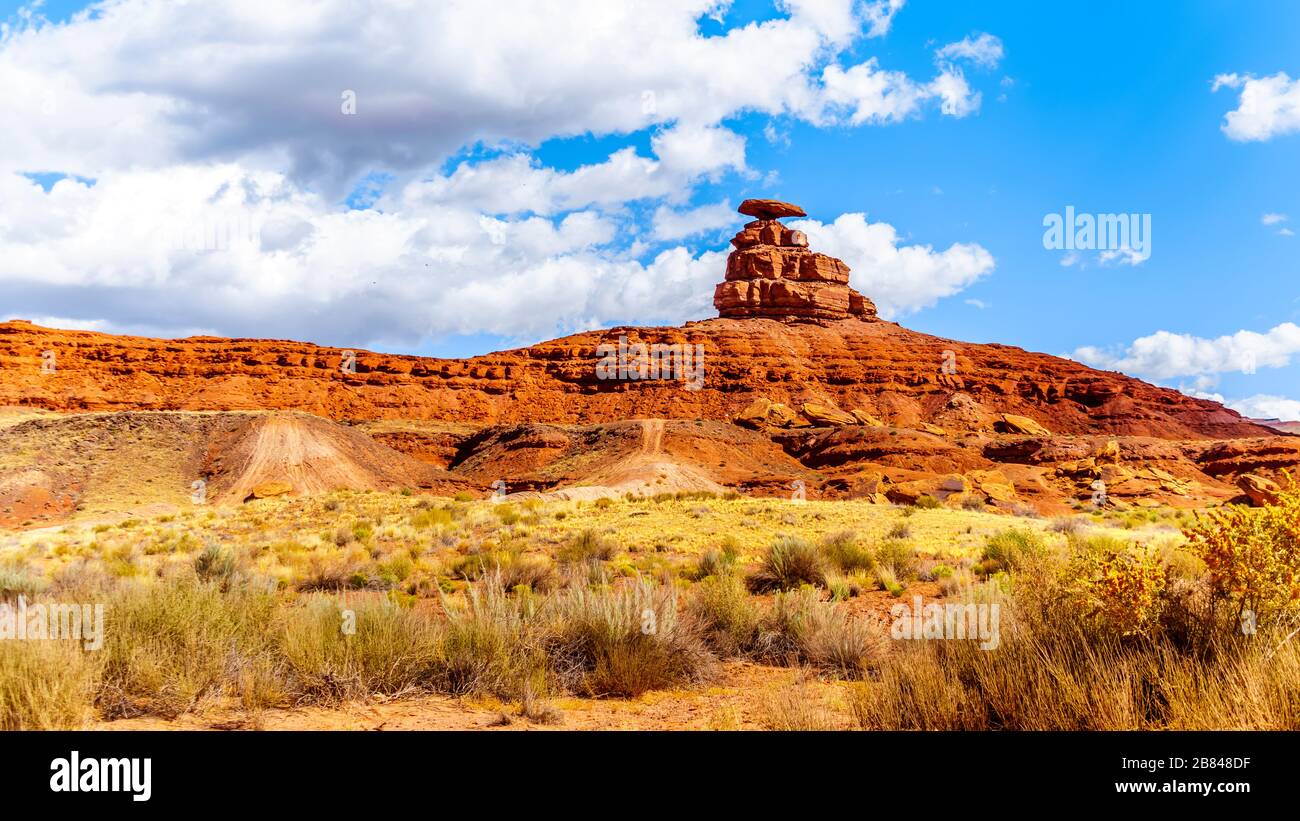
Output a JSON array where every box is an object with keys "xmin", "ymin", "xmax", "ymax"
[{"xmin": 2, "ymin": 489, "xmax": 1258, "ymax": 731}]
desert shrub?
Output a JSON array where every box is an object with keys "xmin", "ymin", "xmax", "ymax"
[
  {"xmin": 873, "ymin": 538, "xmax": 918, "ymax": 581},
  {"xmin": 689, "ymin": 538, "xmax": 740, "ymax": 580},
  {"xmin": 851, "ymin": 575, "xmax": 1300, "ymax": 730},
  {"xmin": 558, "ymin": 530, "xmax": 618, "ymax": 564},
  {"xmin": 753, "ymin": 589, "xmax": 884, "ymax": 678},
  {"xmin": 449, "ymin": 548, "xmax": 515, "ymax": 582},
  {"xmin": 979, "ymin": 528, "xmax": 1047, "ymax": 575},
  {"xmin": 0, "ymin": 566, "xmax": 49, "ymax": 600},
  {"xmin": 1068, "ymin": 541, "xmax": 1169, "ymax": 638},
  {"xmin": 0, "ymin": 639, "xmax": 100, "ymax": 729},
  {"xmin": 938, "ymin": 567, "xmax": 972, "ymax": 597},
  {"xmin": 687, "ymin": 572, "xmax": 759, "ymax": 656},
  {"xmin": 542, "ymin": 580, "xmax": 712, "ymax": 697},
  {"xmin": 1183, "ymin": 480, "xmax": 1300, "ymax": 632},
  {"xmin": 493, "ymin": 504, "xmax": 521, "ymax": 526},
  {"xmin": 1050, "ymin": 516, "xmax": 1089, "ymax": 536},
  {"xmin": 961, "ymin": 495, "xmax": 986, "ymax": 511},
  {"xmin": 436, "ymin": 577, "xmax": 540, "ymax": 698},
  {"xmin": 98, "ymin": 579, "xmax": 279, "ymax": 719},
  {"xmin": 873, "ymin": 563, "xmax": 905, "ymax": 596},
  {"xmin": 377, "ymin": 553, "xmax": 415, "ymax": 584},
  {"xmin": 351, "ymin": 520, "xmax": 374, "ymax": 541},
  {"xmin": 194, "ymin": 542, "xmax": 240, "ymax": 587},
  {"xmin": 593, "ymin": 497, "xmax": 614, "ymax": 509},
  {"xmin": 410, "ymin": 507, "xmax": 454, "ymax": 529},
  {"xmin": 886, "ymin": 521, "xmax": 912, "ymax": 539},
  {"xmin": 749, "ymin": 536, "xmax": 827, "ymax": 592},
  {"xmin": 913, "ymin": 495, "xmax": 942, "ymax": 509},
  {"xmin": 296, "ymin": 554, "xmax": 367, "ymax": 592},
  {"xmin": 48, "ymin": 562, "xmax": 116, "ymax": 599},
  {"xmin": 821, "ymin": 530, "xmax": 873, "ymax": 572},
  {"xmin": 825, "ymin": 573, "xmax": 864, "ymax": 601},
  {"xmin": 453, "ymin": 491, "xmax": 475, "ymax": 502},
  {"xmin": 279, "ymin": 596, "xmax": 440, "ymax": 703},
  {"xmin": 496, "ymin": 555, "xmax": 559, "ymax": 594}
]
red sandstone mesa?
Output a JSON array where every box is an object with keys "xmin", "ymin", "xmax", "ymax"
[
  {"xmin": 2, "ymin": 196, "xmax": 1298, "ymax": 522},
  {"xmin": 0, "ymin": 198, "xmax": 1278, "ymax": 442}
]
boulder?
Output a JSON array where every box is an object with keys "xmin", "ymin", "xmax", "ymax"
[
  {"xmin": 737, "ymin": 198, "xmax": 807, "ymax": 220},
  {"xmin": 767, "ymin": 402, "xmax": 807, "ymax": 428},
  {"xmin": 850, "ymin": 409, "xmax": 884, "ymax": 426},
  {"xmin": 997, "ymin": 413, "xmax": 1052, "ymax": 436},
  {"xmin": 801, "ymin": 402, "xmax": 857, "ymax": 427},
  {"xmin": 247, "ymin": 480, "xmax": 293, "ymax": 500},
  {"xmin": 733, "ymin": 397, "xmax": 772, "ymax": 429},
  {"xmin": 968, "ymin": 469, "xmax": 1017, "ymax": 503},
  {"xmin": 1237, "ymin": 474, "xmax": 1281, "ymax": 507},
  {"xmin": 1093, "ymin": 439, "xmax": 1121, "ymax": 464}
]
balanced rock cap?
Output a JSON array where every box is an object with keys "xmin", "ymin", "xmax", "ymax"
[{"xmin": 738, "ymin": 198, "xmax": 806, "ymax": 220}]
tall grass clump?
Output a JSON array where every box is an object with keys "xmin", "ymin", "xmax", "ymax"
[
  {"xmin": 0, "ymin": 639, "xmax": 100, "ymax": 729},
  {"xmin": 543, "ymin": 579, "xmax": 713, "ymax": 697},
  {"xmin": 820, "ymin": 530, "xmax": 873, "ymax": 572},
  {"xmin": 279, "ymin": 595, "xmax": 441, "ymax": 703},
  {"xmin": 687, "ymin": 571, "xmax": 760, "ymax": 656},
  {"xmin": 436, "ymin": 573, "xmax": 544, "ymax": 698},
  {"xmin": 97, "ymin": 578, "xmax": 279, "ymax": 719},
  {"xmin": 748, "ymin": 536, "xmax": 827, "ymax": 592},
  {"xmin": 978, "ymin": 528, "xmax": 1048, "ymax": 575},
  {"xmin": 754, "ymin": 588, "xmax": 884, "ymax": 678}
]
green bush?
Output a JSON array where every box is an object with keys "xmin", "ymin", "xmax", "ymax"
[{"xmin": 748, "ymin": 536, "xmax": 828, "ymax": 592}]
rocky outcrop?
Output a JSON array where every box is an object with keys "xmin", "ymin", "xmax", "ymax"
[
  {"xmin": 714, "ymin": 200, "xmax": 876, "ymax": 322},
  {"xmin": 0, "ymin": 318, "xmax": 1279, "ymax": 441},
  {"xmin": 1237, "ymin": 474, "xmax": 1282, "ymax": 507},
  {"xmin": 997, "ymin": 413, "xmax": 1052, "ymax": 436}
]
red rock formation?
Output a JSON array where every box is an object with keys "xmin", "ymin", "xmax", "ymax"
[
  {"xmin": 0, "ymin": 317, "xmax": 1276, "ymax": 440},
  {"xmin": 714, "ymin": 200, "xmax": 876, "ymax": 322}
]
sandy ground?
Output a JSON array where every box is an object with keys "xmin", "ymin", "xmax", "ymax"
[{"xmin": 95, "ymin": 661, "xmax": 855, "ymax": 731}]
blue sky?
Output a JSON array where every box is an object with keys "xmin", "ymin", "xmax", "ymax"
[{"xmin": 2, "ymin": 0, "xmax": 1298, "ymax": 418}]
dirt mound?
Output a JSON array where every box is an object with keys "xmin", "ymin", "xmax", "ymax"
[
  {"xmin": 0, "ymin": 317, "xmax": 1272, "ymax": 440},
  {"xmin": 202, "ymin": 413, "xmax": 469, "ymax": 503},
  {"xmin": 407, "ymin": 418, "xmax": 806, "ymax": 499},
  {"xmin": 0, "ymin": 410, "xmax": 474, "ymax": 527}
]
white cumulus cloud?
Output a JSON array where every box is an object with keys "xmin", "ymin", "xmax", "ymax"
[
  {"xmin": 935, "ymin": 32, "xmax": 1004, "ymax": 69},
  {"xmin": 1071, "ymin": 322, "xmax": 1300, "ymax": 380},
  {"xmin": 1228, "ymin": 394, "xmax": 1300, "ymax": 422},
  {"xmin": 651, "ymin": 201, "xmax": 739, "ymax": 241},
  {"xmin": 0, "ymin": 0, "xmax": 1002, "ymax": 349},
  {"xmin": 792, "ymin": 213, "xmax": 995, "ymax": 318},
  {"xmin": 1213, "ymin": 72, "xmax": 1300, "ymax": 142}
]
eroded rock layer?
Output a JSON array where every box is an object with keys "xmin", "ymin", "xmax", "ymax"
[
  {"xmin": 0, "ymin": 318, "xmax": 1275, "ymax": 441},
  {"xmin": 713, "ymin": 200, "xmax": 875, "ymax": 321}
]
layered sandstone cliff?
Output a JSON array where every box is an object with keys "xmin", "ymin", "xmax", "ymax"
[
  {"xmin": 714, "ymin": 199, "xmax": 876, "ymax": 322},
  {"xmin": 0, "ymin": 317, "xmax": 1273, "ymax": 440}
]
